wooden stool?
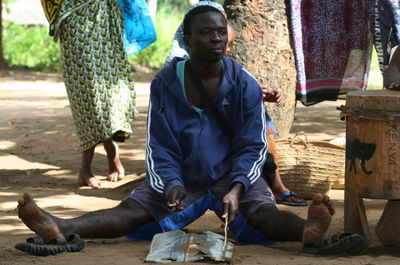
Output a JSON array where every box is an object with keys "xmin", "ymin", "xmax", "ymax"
[{"xmin": 340, "ymin": 90, "xmax": 400, "ymax": 248}]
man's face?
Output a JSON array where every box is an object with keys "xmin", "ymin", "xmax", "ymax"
[{"xmin": 185, "ymin": 11, "xmax": 228, "ymax": 62}]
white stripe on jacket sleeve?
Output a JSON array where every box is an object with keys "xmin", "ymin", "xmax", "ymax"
[
  {"xmin": 247, "ymin": 102, "xmax": 268, "ymax": 184},
  {"xmin": 145, "ymin": 101, "xmax": 165, "ymax": 193}
]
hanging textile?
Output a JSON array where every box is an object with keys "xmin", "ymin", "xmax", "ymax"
[{"xmin": 290, "ymin": 0, "xmax": 376, "ymax": 106}]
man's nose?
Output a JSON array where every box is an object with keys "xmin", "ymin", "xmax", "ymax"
[{"xmin": 211, "ymin": 31, "xmax": 222, "ymax": 41}]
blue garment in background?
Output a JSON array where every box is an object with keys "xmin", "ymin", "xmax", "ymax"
[{"xmin": 117, "ymin": 0, "xmax": 157, "ymax": 55}]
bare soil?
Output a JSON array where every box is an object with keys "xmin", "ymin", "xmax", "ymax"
[{"xmin": 0, "ymin": 69, "xmax": 399, "ymax": 264}]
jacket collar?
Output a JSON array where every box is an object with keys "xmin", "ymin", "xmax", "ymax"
[{"xmin": 158, "ymin": 56, "xmax": 243, "ymax": 101}]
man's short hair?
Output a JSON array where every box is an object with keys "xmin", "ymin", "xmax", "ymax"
[{"xmin": 183, "ymin": 6, "xmax": 224, "ymax": 36}]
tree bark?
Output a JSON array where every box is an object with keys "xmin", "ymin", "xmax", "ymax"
[{"xmin": 224, "ymin": 0, "xmax": 296, "ymax": 138}]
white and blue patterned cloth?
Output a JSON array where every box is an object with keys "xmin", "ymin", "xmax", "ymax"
[{"xmin": 117, "ymin": 0, "xmax": 157, "ymax": 55}]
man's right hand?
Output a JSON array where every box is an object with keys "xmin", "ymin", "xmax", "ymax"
[
  {"xmin": 221, "ymin": 182, "xmax": 244, "ymax": 223},
  {"xmin": 166, "ymin": 186, "xmax": 186, "ymax": 213}
]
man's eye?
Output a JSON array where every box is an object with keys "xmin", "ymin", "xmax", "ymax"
[
  {"xmin": 219, "ymin": 30, "xmax": 227, "ymax": 35},
  {"xmin": 200, "ymin": 31, "xmax": 210, "ymax": 36}
]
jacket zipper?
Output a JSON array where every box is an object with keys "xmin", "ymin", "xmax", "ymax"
[{"xmin": 194, "ymin": 112, "xmax": 204, "ymax": 184}]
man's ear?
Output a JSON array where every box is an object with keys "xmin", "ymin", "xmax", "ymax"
[{"xmin": 184, "ymin": 35, "xmax": 191, "ymax": 49}]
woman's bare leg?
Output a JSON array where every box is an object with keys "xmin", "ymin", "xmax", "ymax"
[
  {"xmin": 103, "ymin": 140, "xmax": 125, "ymax": 182},
  {"xmin": 272, "ymin": 170, "xmax": 291, "ymax": 194},
  {"xmin": 267, "ymin": 128, "xmax": 305, "ymax": 205},
  {"xmin": 77, "ymin": 145, "xmax": 102, "ymax": 189},
  {"xmin": 266, "ymin": 128, "xmax": 289, "ymax": 193}
]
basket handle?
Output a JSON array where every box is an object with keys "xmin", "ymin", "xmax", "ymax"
[{"xmin": 289, "ymin": 131, "xmax": 310, "ymax": 146}]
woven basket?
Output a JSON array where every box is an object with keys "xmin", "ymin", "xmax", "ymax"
[{"xmin": 275, "ymin": 133, "xmax": 345, "ymax": 199}]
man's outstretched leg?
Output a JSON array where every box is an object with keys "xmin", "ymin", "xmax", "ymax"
[
  {"xmin": 17, "ymin": 193, "xmax": 154, "ymax": 242},
  {"xmin": 248, "ymin": 193, "xmax": 334, "ymax": 242}
]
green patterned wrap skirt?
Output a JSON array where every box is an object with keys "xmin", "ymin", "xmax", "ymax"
[{"xmin": 55, "ymin": 0, "xmax": 136, "ymax": 150}]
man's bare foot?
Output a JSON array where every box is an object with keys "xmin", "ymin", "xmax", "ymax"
[
  {"xmin": 77, "ymin": 169, "xmax": 102, "ymax": 189},
  {"xmin": 17, "ymin": 193, "xmax": 65, "ymax": 242},
  {"xmin": 302, "ymin": 193, "xmax": 335, "ymax": 243}
]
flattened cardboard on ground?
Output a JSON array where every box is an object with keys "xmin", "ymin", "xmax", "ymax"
[{"xmin": 145, "ymin": 230, "xmax": 233, "ymax": 263}]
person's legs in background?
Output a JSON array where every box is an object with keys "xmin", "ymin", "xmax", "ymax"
[
  {"xmin": 267, "ymin": 127, "xmax": 307, "ymax": 206},
  {"xmin": 103, "ymin": 139, "xmax": 125, "ymax": 182},
  {"xmin": 77, "ymin": 145, "xmax": 102, "ymax": 189},
  {"xmin": 77, "ymin": 139, "xmax": 126, "ymax": 189}
]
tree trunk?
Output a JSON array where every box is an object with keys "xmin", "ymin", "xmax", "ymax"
[
  {"xmin": 224, "ymin": 0, "xmax": 296, "ymax": 139},
  {"xmin": 0, "ymin": 0, "xmax": 6, "ymax": 68}
]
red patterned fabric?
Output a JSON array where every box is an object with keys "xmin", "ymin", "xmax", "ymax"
[{"xmin": 290, "ymin": 0, "xmax": 375, "ymax": 105}]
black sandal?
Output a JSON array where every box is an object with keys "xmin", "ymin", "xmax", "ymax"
[
  {"xmin": 15, "ymin": 234, "xmax": 85, "ymax": 256},
  {"xmin": 302, "ymin": 232, "xmax": 365, "ymax": 255}
]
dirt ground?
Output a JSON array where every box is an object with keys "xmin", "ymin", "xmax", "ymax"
[{"xmin": 0, "ymin": 69, "xmax": 399, "ymax": 265}]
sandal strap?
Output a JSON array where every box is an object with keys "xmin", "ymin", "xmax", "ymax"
[
  {"xmin": 330, "ymin": 232, "xmax": 353, "ymax": 243},
  {"xmin": 303, "ymin": 239, "xmax": 327, "ymax": 249},
  {"xmin": 26, "ymin": 236, "xmax": 44, "ymax": 244}
]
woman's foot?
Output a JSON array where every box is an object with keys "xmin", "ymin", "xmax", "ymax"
[
  {"xmin": 107, "ymin": 155, "xmax": 125, "ymax": 182},
  {"xmin": 17, "ymin": 193, "xmax": 65, "ymax": 242},
  {"xmin": 77, "ymin": 169, "xmax": 102, "ymax": 189},
  {"xmin": 302, "ymin": 193, "xmax": 335, "ymax": 244},
  {"xmin": 274, "ymin": 191, "xmax": 307, "ymax": 206},
  {"xmin": 107, "ymin": 165, "xmax": 125, "ymax": 182},
  {"xmin": 103, "ymin": 140, "xmax": 125, "ymax": 182},
  {"xmin": 272, "ymin": 180, "xmax": 307, "ymax": 206},
  {"xmin": 77, "ymin": 146, "xmax": 102, "ymax": 189}
]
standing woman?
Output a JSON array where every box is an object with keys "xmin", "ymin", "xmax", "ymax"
[{"xmin": 51, "ymin": 0, "xmax": 137, "ymax": 189}]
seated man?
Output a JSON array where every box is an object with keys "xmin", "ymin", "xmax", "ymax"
[
  {"xmin": 18, "ymin": 4, "xmax": 343, "ymax": 253},
  {"xmin": 165, "ymin": 0, "xmax": 306, "ymax": 207}
]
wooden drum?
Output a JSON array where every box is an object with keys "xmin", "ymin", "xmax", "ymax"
[{"xmin": 340, "ymin": 90, "xmax": 400, "ymax": 247}]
